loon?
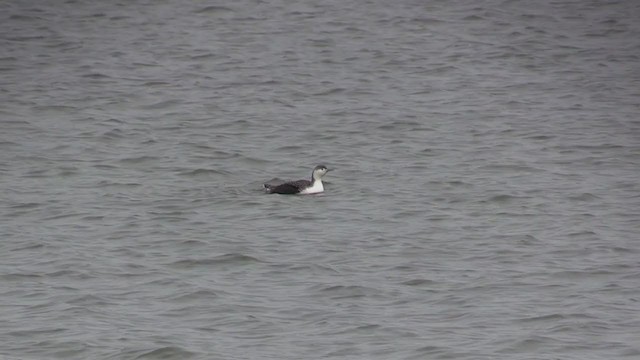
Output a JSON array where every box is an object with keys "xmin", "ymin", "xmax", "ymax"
[{"xmin": 264, "ymin": 165, "xmax": 330, "ymax": 195}]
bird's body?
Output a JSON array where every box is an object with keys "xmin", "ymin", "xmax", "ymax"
[{"xmin": 264, "ymin": 165, "xmax": 330, "ymax": 195}]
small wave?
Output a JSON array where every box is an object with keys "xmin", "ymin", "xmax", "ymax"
[
  {"xmin": 313, "ymin": 88, "xmax": 346, "ymax": 96},
  {"xmin": 81, "ymin": 72, "xmax": 110, "ymax": 79},
  {"xmin": 567, "ymin": 192, "xmax": 600, "ymax": 201},
  {"xmin": 169, "ymin": 253, "xmax": 263, "ymax": 268},
  {"xmin": 33, "ymin": 105, "xmax": 76, "ymax": 113},
  {"xmin": 137, "ymin": 99, "xmax": 182, "ymax": 110},
  {"xmin": 526, "ymin": 134, "xmax": 555, "ymax": 140},
  {"xmin": 177, "ymin": 168, "xmax": 229, "ymax": 177},
  {"xmin": 377, "ymin": 120, "xmax": 422, "ymax": 130},
  {"xmin": 413, "ymin": 345, "xmax": 447, "ymax": 355},
  {"xmin": 517, "ymin": 313, "xmax": 565, "ymax": 323},
  {"xmin": 283, "ymin": 263, "xmax": 340, "ymax": 274},
  {"xmin": 100, "ymin": 128, "xmax": 124, "ymax": 139},
  {"xmin": 96, "ymin": 180, "xmax": 142, "ymax": 187},
  {"xmin": 409, "ymin": 16, "xmax": 446, "ymax": 25},
  {"xmin": 190, "ymin": 53, "xmax": 217, "ymax": 60},
  {"xmin": 178, "ymin": 239, "xmax": 208, "ymax": 246},
  {"xmin": 165, "ymin": 289, "xmax": 220, "ymax": 302},
  {"xmin": 551, "ymin": 269, "xmax": 614, "ymax": 280},
  {"xmin": 462, "ymin": 14, "xmax": 484, "ymax": 21},
  {"xmin": 392, "ymin": 209, "xmax": 426, "ymax": 219},
  {"xmin": 8, "ymin": 15, "xmax": 42, "ymax": 21},
  {"xmin": 329, "ymin": 323, "xmax": 381, "ymax": 335},
  {"xmin": 0, "ymin": 139, "xmax": 20, "ymax": 148},
  {"xmin": 8, "ymin": 328, "xmax": 66, "ymax": 337},
  {"xmin": 237, "ymin": 156, "xmax": 269, "ymax": 165},
  {"xmin": 118, "ymin": 155, "xmax": 159, "ymax": 164},
  {"xmin": 67, "ymin": 294, "xmax": 110, "ymax": 306},
  {"xmin": 402, "ymin": 278, "xmax": 436, "ymax": 286},
  {"xmin": 133, "ymin": 346, "xmax": 197, "ymax": 359},
  {"xmin": 142, "ymin": 81, "xmax": 171, "ymax": 87},
  {"xmin": 80, "ymin": 215, "xmax": 105, "ymax": 221},
  {"xmin": 498, "ymin": 335, "xmax": 556, "ymax": 353},
  {"xmin": 191, "ymin": 148, "xmax": 239, "ymax": 159},
  {"xmin": 275, "ymin": 144, "xmax": 304, "ymax": 151},
  {"xmin": 194, "ymin": 5, "xmax": 234, "ymax": 14},
  {"xmin": 480, "ymin": 164, "xmax": 542, "ymax": 173},
  {"xmin": 567, "ymin": 230, "xmax": 598, "ymax": 238},
  {"xmin": 42, "ymin": 212, "xmax": 84, "ymax": 221},
  {"xmin": 10, "ymin": 202, "xmax": 42, "ymax": 209},
  {"xmin": 22, "ymin": 168, "xmax": 53, "ymax": 178},
  {"xmin": 0, "ymin": 273, "xmax": 43, "ymax": 280},
  {"xmin": 312, "ymin": 284, "xmax": 379, "ymax": 299},
  {"xmin": 58, "ymin": 166, "xmax": 78, "ymax": 176},
  {"xmin": 485, "ymin": 194, "xmax": 520, "ymax": 203},
  {"xmin": 516, "ymin": 313, "xmax": 595, "ymax": 323},
  {"xmin": 447, "ymin": 180, "xmax": 472, "ymax": 187}
]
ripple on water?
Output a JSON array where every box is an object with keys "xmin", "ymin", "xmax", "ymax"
[
  {"xmin": 168, "ymin": 254, "xmax": 264, "ymax": 269},
  {"xmin": 176, "ymin": 168, "xmax": 230, "ymax": 177},
  {"xmin": 128, "ymin": 346, "xmax": 198, "ymax": 360}
]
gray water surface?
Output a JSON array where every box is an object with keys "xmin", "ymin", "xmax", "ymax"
[{"xmin": 1, "ymin": 0, "xmax": 639, "ymax": 359}]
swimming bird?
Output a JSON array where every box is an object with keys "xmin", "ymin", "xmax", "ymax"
[{"xmin": 264, "ymin": 165, "xmax": 330, "ymax": 195}]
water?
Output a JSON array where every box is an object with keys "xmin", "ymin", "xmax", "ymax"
[{"xmin": 1, "ymin": 0, "xmax": 639, "ymax": 359}]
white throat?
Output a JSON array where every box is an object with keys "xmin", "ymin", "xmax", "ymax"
[{"xmin": 299, "ymin": 179, "xmax": 324, "ymax": 194}]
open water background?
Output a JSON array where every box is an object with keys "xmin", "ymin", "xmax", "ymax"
[{"xmin": 1, "ymin": 0, "xmax": 639, "ymax": 359}]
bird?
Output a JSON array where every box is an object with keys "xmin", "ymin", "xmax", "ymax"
[{"xmin": 264, "ymin": 165, "xmax": 330, "ymax": 195}]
